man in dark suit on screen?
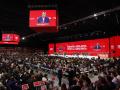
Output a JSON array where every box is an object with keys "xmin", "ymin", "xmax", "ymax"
[
  {"xmin": 57, "ymin": 68, "xmax": 63, "ymax": 86},
  {"xmin": 5, "ymin": 35, "xmax": 11, "ymax": 41},
  {"xmin": 37, "ymin": 12, "xmax": 50, "ymax": 24},
  {"xmin": 94, "ymin": 43, "xmax": 101, "ymax": 49}
]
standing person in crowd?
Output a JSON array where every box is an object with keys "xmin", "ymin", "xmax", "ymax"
[
  {"xmin": 68, "ymin": 68, "xmax": 76, "ymax": 87},
  {"xmin": 57, "ymin": 67, "xmax": 63, "ymax": 86}
]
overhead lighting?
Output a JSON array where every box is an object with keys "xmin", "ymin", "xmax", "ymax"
[
  {"xmin": 64, "ymin": 27, "xmax": 67, "ymax": 30},
  {"xmin": 104, "ymin": 14, "xmax": 106, "ymax": 16},
  {"xmin": 22, "ymin": 37, "xmax": 25, "ymax": 40},
  {"xmin": 93, "ymin": 14, "xmax": 97, "ymax": 17}
]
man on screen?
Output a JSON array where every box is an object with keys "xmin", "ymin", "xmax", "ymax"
[
  {"xmin": 37, "ymin": 12, "xmax": 50, "ymax": 24},
  {"xmin": 94, "ymin": 43, "xmax": 101, "ymax": 49},
  {"xmin": 5, "ymin": 35, "xmax": 11, "ymax": 41}
]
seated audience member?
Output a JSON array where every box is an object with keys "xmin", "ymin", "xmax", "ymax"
[
  {"xmin": 95, "ymin": 76, "xmax": 110, "ymax": 90},
  {"xmin": 61, "ymin": 83, "xmax": 67, "ymax": 90},
  {"xmin": 105, "ymin": 75, "xmax": 116, "ymax": 90},
  {"xmin": 70, "ymin": 85, "xmax": 81, "ymax": 90}
]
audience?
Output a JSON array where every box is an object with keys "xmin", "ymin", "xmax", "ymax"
[{"xmin": 0, "ymin": 47, "xmax": 120, "ymax": 90}]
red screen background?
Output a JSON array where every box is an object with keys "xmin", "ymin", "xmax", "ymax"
[
  {"xmin": 110, "ymin": 36, "xmax": 120, "ymax": 57},
  {"xmin": 48, "ymin": 43, "xmax": 54, "ymax": 54},
  {"xmin": 1, "ymin": 34, "xmax": 20, "ymax": 45},
  {"xmin": 55, "ymin": 38, "xmax": 109, "ymax": 56},
  {"xmin": 29, "ymin": 10, "xmax": 57, "ymax": 27},
  {"xmin": 48, "ymin": 36, "xmax": 120, "ymax": 57},
  {"xmin": 2, "ymin": 34, "xmax": 20, "ymax": 42}
]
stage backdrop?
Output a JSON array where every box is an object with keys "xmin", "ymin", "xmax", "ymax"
[
  {"xmin": 55, "ymin": 38, "xmax": 109, "ymax": 56},
  {"xmin": 48, "ymin": 43, "xmax": 55, "ymax": 54},
  {"xmin": 110, "ymin": 36, "xmax": 120, "ymax": 57},
  {"xmin": 49, "ymin": 36, "xmax": 120, "ymax": 58}
]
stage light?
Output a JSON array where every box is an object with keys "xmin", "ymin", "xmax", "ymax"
[
  {"xmin": 64, "ymin": 27, "xmax": 67, "ymax": 30},
  {"xmin": 93, "ymin": 14, "xmax": 98, "ymax": 20},
  {"xmin": 104, "ymin": 14, "xmax": 106, "ymax": 16},
  {"xmin": 22, "ymin": 37, "xmax": 25, "ymax": 40},
  {"xmin": 93, "ymin": 14, "xmax": 97, "ymax": 17},
  {"xmin": 15, "ymin": 37, "xmax": 18, "ymax": 39}
]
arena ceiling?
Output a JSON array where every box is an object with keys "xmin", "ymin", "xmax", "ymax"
[{"xmin": 0, "ymin": 0, "xmax": 120, "ymax": 44}]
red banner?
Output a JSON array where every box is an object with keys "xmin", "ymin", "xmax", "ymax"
[
  {"xmin": 49, "ymin": 36, "xmax": 120, "ymax": 57},
  {"xmin": 33, "ymin": 81, "xmax": 45, "ymax": 87},
  {"xmin": 22, "ymin": 84, "xmax": 29, "ymax": 90},
  {"xmin": 33, "ymin": 81, "xmax": 41, "ymax": 87},
  {"xmin": 110, "ymin": 36, "xmax": 120, "ymax": 57},
  {"xmin": 55, "ymin": 38, "xmax": 109, "ymax": 56},
  {"xmin": 115, "ymin": 36, "xmax": 120, "ymax": 57}
]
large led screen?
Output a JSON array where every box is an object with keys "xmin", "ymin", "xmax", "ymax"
[
  {"xmin": 55, "ymin": 38, "xmax": 109, "ymax": 56},
  {"xmin": 1, "ymin": 34, "xmax": 20, "ymax": 45},
  {"xmin": 29, "ymin": 10, "xmax": 57, "ymax": 27},
  {"xmin": 109, "ymin": 36, "xmax": 120, "ymax": 57},
  {"xmin": 49, "ymin": 36, "xmax": 120, "ymax": 57},
  {"xmin": 2, "ymin": 34, "xmax": 20, "ymax": 42},
  {"xmin": 48, "ymin": 43, "xmax": 55, "ymax": 54},
  {"xmin": 2, "ymin": 34, "xmax": 14, "ymax": 41}
]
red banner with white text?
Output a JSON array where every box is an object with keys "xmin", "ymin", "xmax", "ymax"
[
  {"xmin": 55, "ymin": 38, "xmax": 109, "ymax": 56},
  {"xmin": 49, "ymin": 36, "xmax": 120, "ymax": 58}
]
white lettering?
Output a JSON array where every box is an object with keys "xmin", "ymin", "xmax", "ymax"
[{"xmin": 67, "ymin": 45, "xmax": 87, "ymax": 50}]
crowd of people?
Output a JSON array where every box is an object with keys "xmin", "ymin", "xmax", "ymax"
[{"xmin": 0, "ymin": 47, "xmax": 120, "ymax": 90}]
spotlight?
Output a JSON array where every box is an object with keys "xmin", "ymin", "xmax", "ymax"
[
  {"xmin": 64, "ymin": 27, "xmax": 67, "ymax": 30},
  {"xmin": 104, "ymin": 14, "xmax": 106, "ymax": 17},
  {"xmin": 22, "ymin": 37, "xmax": 25, "ymax": 40},
  {"xmin": 15, "ymin": 37, "xmax": 18, "ymax": 39},
  {"xmin": 93, "ymin": 14, "xmax": 97, "ymax": 17}
]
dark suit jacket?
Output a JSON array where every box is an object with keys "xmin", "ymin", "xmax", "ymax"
[
  {"xmin": 94, "ymin": 45, "xmax": 101, "ymax": 49},
  {"xmin": 38, "ymin": 17, "xmax": 49, "ymax": 23},
  {"xmin": 58, "ymin": 69, "xmax": 62, "ymax": 78}
]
